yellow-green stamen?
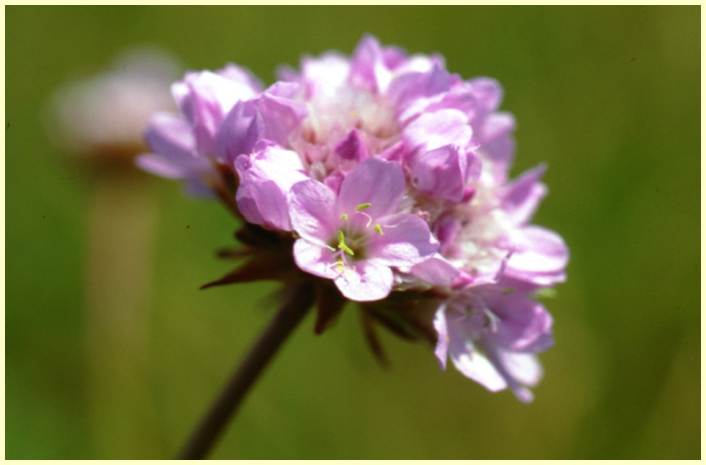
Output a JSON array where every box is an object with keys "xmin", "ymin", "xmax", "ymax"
[
  {"xmin": 373, "ymin": 224, "xmax": 384, "ymax": 236},
  {"xmin": 355, "ymin": 202, "xmax": 372, "ymax": 211},
  {"xmin": 337, "ymin": 230, "xmax": 355, "ymax": 256}
]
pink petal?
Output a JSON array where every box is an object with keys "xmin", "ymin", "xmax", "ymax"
[
  {"xmin": 288, "ymin": 179, "xmax": 337, "ymax": 242},
  {"xmin": 495, "ymin": 351, "xmax": 542, "ymax": 403},
  {"xmin": 369, "ymin": 214, "xmax": 438, "ymax": 267},
  {"xmin": 293, "ymin": 239, "xmax": 338, "ymax": 279},
  {"xmin": 505, "ymin": 226, "xmax": 569, "ymax": 286},
  {"xmin": 334, "ymin": 129, "xmax": 369, "ymax": 161},
  {"xmin": 501, "ymin": 164, "xmax": 547, "ymax": 225},
  {"xmin": 411, "ymin": 255, "xmax": 460, "ymax": 287},
  {"xmin": 388, "ymin": 63, "xmax": 452, "ymax": 113},
  {"xmin": 476, "ymin": 113, "xmax": 516, "ymax": 183},
  {"xmin": 467, "ymin": 77, "xmax": 503, "ymax": 113},
  {"xmin": 144, "ymin": 113, "xmax": 196, "ymax": 161},
  {"xmin": 410, "ymin": 145, "xmax": 480, "ymax": 203},
  {"xmin": 257, "ymin": 83, "xmax": 307, "ymax": 145},
  {"xmin": 234, "ymin": 183, "xmax": 266, "ymax": 225},
  {"xmin": 337, "ymin": 158, "xmax": 405, "ymax": 219},
  {"xmin": 136, "ymin": 153, "xmax": 187, "ymax": 179},
  {"xmin": 433, "ymin": 305, "xmax": 450, "ymax": 368},
  {"xmin": 238, "ymin": 180, "xmax": 291, "ymax": 231},
  {"xmin": 334, "ymin": 259, "xmax": 393, "ymax": 302},
  {"xmin": 349, "ymin": 35, "xmax": 394, "ymax": 92},
  {"xmin": 498, "ymin": 351, "xmax": 543, "ymax": 387},
  {"xmin": 216, "ymin": 100, "xmax": 263, "ymax": 161},
  {"xmin": 139, "ymin": 113, "xmax": 210, "ymax": 191},
  {"xmin": 449, "ymin": 343, "xmax": 507, "ymax": 393},
  {"xmin": 289, "ymin": 52, "xmax": 350, "ymax": 98},
  {"xmin": 235, "ymin": 146, "xmax": 307, "ymax": 231},
  {"xmin": 488, "ymin": 294, "xmax": 554, "ymax": 352},
  {"xmin": 172, "ymin": 68, "xmax": 258, "ymax": 155},
  {"xmin": 405, "ymin": 108, "xmax": 472, "ymax": 152},
  {"xmin": 217, "ymin": 63, "xmax": 263, "ymax": 92}
]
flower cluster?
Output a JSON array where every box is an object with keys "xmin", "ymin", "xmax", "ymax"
[{"xmin": 139, "ymin": 36, "xmax": 568, "ymax": 402}]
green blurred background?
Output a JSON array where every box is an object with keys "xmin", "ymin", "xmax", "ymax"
[{"xmin": 6, "ymin": 6, "xmax": 700, "ymax": 459}]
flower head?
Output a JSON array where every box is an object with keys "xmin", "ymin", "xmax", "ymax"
[
  {"xmin": 140, "ymin": 35, "xmax": 569, "ymax": 401},
  {"xmin": 50, "ymin": 47, "xmax": 180, "ymax": 160}
]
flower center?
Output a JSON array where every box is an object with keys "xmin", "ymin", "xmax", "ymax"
[
  {"xmin": 336, "ymin": 229, "xmax": 365, "ymax": 257},
  {"xmin": 290, "ymin": 85, "xmax": 400, "ymax": 178},
  {"xmin": 329, "ymin": 203, "xmax": 385, "ymax": 272},
  {"xmin": 308, "ymin": 87, "xmax": 398, "ymax": 141}
]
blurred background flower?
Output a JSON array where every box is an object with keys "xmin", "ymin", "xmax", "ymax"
[
  {"xmin": 48, "ymin": 47, "xmax": 179, "ymax": 160},
  {"xmin": 47, "ymin": 46, "xmax": 182, "ymax": 458},
  {"xmin": 6, "ymin": 6, "xmax": 699, "ymax": 459}
]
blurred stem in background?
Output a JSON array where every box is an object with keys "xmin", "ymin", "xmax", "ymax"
[
  {"xmin": 48, "ymin": 48, "xmax": 181, "ymax": 457},
  {"xmin": 84, "ymin": 169, "xmax": 161, "ymax": 457}
]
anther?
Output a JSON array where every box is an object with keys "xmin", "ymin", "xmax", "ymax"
[{"xmin": 337, "ymin": 230, "xmax": 355, "ymax": 257}]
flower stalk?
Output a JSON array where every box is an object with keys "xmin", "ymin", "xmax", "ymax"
[
  {"xmin": 84, "ymin": 169, "xmax": 161, "ymax": 457},
  {"xmin": 178, "ymin": 282, "xmax": 315, "ymax": 459}
]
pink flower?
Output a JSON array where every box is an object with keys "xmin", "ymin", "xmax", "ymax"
[
  {"xmin": 139, "ymin": 35, "xmax": 569, "ymax": 401},
  {"xmin": 500, "ymin": 165, "xmax": 569, "ymax": 286},
  {"xmin": 234, "ymin": 142, "xmax": 308, "ymax": 231},
  {"xmin": 138, "ymin": 64, "xmax": 261, "ymax": 195},
  {"xmin": 433, "ymin": 283, "xmax": 553, "ymax": 402},
  {"xmin": 406, "ymin": 109, "xmax": 481, "ymax": 203},
  {"xmin": 288, "ymin": 158, "xmax": 438, "ymax": 301}
]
